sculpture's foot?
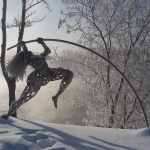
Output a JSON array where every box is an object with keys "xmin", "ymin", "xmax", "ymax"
[
  {"xmin": 52, "ymin": 96, "xmax": 58, "ymax": 108},
  {"xmin": 1, "ymin": 114, "xmax": 9, "ymax": 119}
]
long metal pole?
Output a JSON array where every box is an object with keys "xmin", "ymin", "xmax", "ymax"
[{"xmin": 7, "ymin": 38, "xmax": 149, "ymax": 127}]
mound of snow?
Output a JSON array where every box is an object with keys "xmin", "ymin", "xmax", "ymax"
[
  {"xmin": 134, "ymin": 127, "xmax": 150, "ymax": 137},
  {"xmin": 0, "ymin": 116, "xmax": 150, "ymax": 150}
]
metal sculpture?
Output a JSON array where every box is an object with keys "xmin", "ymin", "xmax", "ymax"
[
  {"xmin": 3, "ymin": 38, "xmax": 149, "ymax": 128},
  {"xmin": 2, "ymin": 38, "xmax": 73, "ymax": 119}
]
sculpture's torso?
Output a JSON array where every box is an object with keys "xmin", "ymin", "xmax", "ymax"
[{"xmin": 28, "ymin": 55, "xmax": 48, "ymax": 70}]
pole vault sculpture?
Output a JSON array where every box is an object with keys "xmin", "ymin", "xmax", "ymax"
[
  {"xmin": 2, "ymin": 38, "xmax": 73, "ymax": 119},
  {"xmin": 2, "ymin": 38, "xmax": 149, "ymax": 128}
]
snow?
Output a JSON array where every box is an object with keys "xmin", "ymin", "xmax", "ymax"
[{"xmin": 0, "ymin": 116, "xmax": 150, "ymax": 150}]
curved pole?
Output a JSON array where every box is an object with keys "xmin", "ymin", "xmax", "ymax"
[{"xmin": 7, "ymin": 38, "xmax": 149, "ymax": 127}]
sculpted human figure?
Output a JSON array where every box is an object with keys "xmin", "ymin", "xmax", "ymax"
[{"xmin": 2, "ymin": 38, "xmax": 73, "ymax": 119}]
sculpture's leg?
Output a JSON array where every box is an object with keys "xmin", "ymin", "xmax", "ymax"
[
  {"xmin": 2, "ymin": 71, "xmax": 42, "ymax": 119},
  {"xmin": 2, "ymin": 85, "xmax": 40, "ymax": 119},
  {"xmin": 49, "ymin": 68, "xmax": 73, "ymax": 108}
]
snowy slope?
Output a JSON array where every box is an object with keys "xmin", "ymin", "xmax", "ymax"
[{"xmin": 0, "ymin": 116, "xmax": 150, "ymax": 150}]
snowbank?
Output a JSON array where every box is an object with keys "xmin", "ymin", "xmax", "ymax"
[{"xmin": 0, "ymin": 116, "xmax": 150, "ymax": 150}]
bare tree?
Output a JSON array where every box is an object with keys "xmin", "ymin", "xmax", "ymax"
[
  {"xmin": 1, "ymin": 0, "xmax": 51, "ymax": 117},
  {"xmin": 59, "ymin": 0, "xmax": 150, "ymax": 129}
]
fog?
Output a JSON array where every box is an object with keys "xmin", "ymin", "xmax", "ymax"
[{"xmin": 0, "ymin": 63, "xmax": 87, "ymax": 126}]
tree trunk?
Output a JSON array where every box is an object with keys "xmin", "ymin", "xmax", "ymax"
[
  {"xmin": 1, "ymin": 0, "xmax": 17, "ymax": 117},
  {"xmin": 8, "ymin": 79, "xmax": 16, "ymax": 117},
  {"xmin": 17, "ymin": 0, "xmax": 26, "ymax": 53},
  {"xmin": 1, "ymin": 0, "xmax": 7, "ymax": 74}
]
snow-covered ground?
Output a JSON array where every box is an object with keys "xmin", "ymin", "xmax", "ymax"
[{"xmin": 0, "ymin": 116, "xmax": 150, "ymax": 150}]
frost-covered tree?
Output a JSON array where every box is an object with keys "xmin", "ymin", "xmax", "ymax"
[
  {"xmin": 1, "ymin": 0, "xmax": 51, "ymax": 117},
  {"xmin": 59, "ymin": 0, "xmax": 150, "ymax": 129}
]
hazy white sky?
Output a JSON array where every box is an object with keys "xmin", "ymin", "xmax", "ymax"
[{"xmin": 0, "ymin": 0, "xmax": 80, "ymax": 55}]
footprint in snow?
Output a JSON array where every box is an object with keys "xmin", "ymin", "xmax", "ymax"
[
  {"xmin": 22, "ymin": 133, "xmax": 48, "ymax": 143},
  {"xmin": 37, "ymin": 138, "xmax": 56, "ymax": 149},
  {"xmin": 22, "ymin": 131, "xmax": 67, "ymax": 149}
]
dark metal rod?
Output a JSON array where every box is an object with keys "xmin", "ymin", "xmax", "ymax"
[{"xmin": 7, "ymin": 38, "xmax": 149, "ymax": 127}]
